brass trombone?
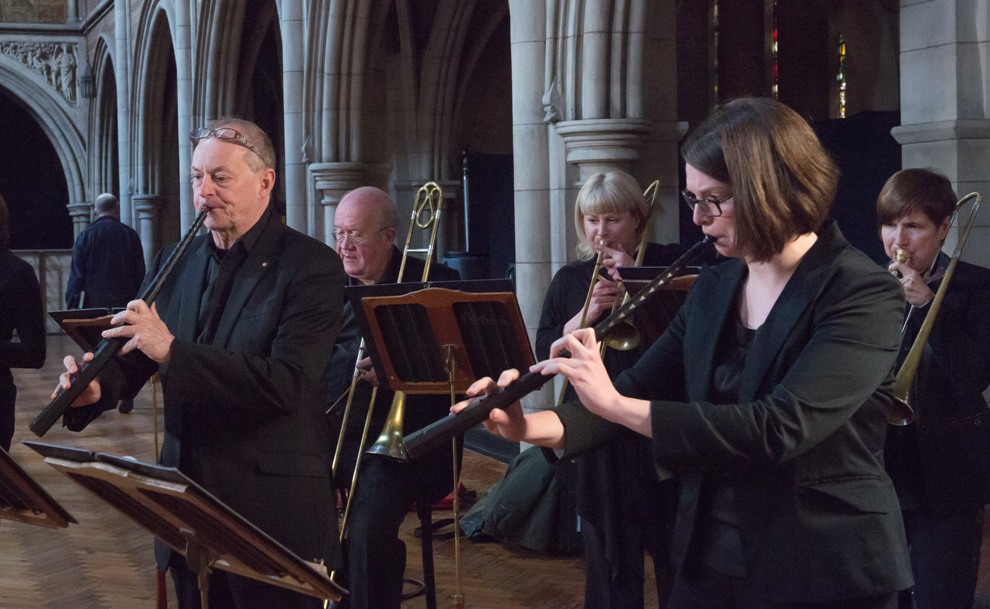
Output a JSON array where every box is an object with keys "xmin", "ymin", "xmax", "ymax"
[
  {"xmin": 332, "ymin": 181, "xmax": 445, "ymax": 537},
  {"xmin": 366, "ymin": 181, "xmax": 443, "ymax": 459},
  {"xmin": 888, "ymin": 191, "xmax": 982, "ymax": 426},
  {"xmin": 555, "ymin": 180, "xmax": 659, "ymax": 405}
]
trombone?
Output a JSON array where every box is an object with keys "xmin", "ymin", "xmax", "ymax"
[
  {"xmin": 888, "ymin": 191, "xmax": 982, "ymax": 426},
  {"xmin": 555, "ymin": 180, "xmax": 659, "ymax": 405},
  {"xmin": 333, "ymin": 181, "xmax": 445, "ymax": 536}
]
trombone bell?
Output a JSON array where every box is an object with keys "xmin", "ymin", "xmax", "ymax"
[
  {"xmin": 887, "ymin": 397, "xmax": 914, "ymax": 427},
  {"xmin": 366, "ymin": 391, "xmax": 409, "ymax": 461}
]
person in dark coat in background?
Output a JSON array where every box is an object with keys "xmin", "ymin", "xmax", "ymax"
[
  {"xmin": 536, "ymin": 169, "xmax": 682, "ymax": 609},
  {"xmin": 66, "ymin": 192, "xmax": 145, "ymax": 309},
  {"xmin": 0, "ymin": 193, "xmax": 47, "ymax": 452},
  {"xmin": 326, "ymin": 186, "xmax": 460, "ymax": 609},
  {"xmin": 879, "ymin": 168, "xmax": 990, "ymax": 609},
  {"xmin": 65, "ymin": 192, "xmax": 145, "ymax": 413}
]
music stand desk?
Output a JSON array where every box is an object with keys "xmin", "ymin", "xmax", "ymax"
[
  {"xmin": 48, "ymin": 308, "xmax": 121, "ymax": 352},
  {"xmin": 346, "ymin": 279, "xmax": 535, "ymax": 396},
  {"xmin": 23, "ymin": 441, "xmax": 345, "ymax": 605},
  {"xmin": 0, "ymin": 446, "xmax": 76, "ymax": 528},
  {"xmin": 617, "ymin": 266, "xmax": 699, "ymax": 345}
]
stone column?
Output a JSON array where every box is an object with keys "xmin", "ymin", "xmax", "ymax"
[
  {"xmin": 309, "ymin": 162, "xmax": 386, "ymax": 246},
  {"xmin": 67, "ymin": 201, "xmax": 92, "ymax": 239},
  {"xmin": 556, "ymin": 118, "xmax": 652, "ymax": 180},
  {"xmin": 893, "ymin": 0, "xmax": 990, "ymax": 266},
  {"xmin": 173, "ymin": 0, "xmax": 195, "ymax": 231},
  {"xmin": 281, "ymin": 3, "xmax": 308, "ymax": 234},
  {"xmin": 509, "ymin": 0, "xmax": 553, "ymax": 419},
  {"xmin": 115, "ymin": 0, "xmax": 132, "ymax": 227},
  {"xmin": 132, "ymin": 194, "xmax": 163, "ymax": 270}
]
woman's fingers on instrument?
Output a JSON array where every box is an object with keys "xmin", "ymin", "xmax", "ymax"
[
  {"xmin": 496, "ymin": 368, "xmax": 520, "ymax": 387},
  {"xmin": 465, "ymin": 376, "xmax": 497, "ymax": 397}
]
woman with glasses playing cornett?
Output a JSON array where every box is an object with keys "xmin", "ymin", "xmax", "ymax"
[
  {"xmin": 455, "ymin": 97, "xmax": 913, "ymax": 608},
  {"xmin": 536, "ymin": 170, "xmax": 683, "ymax": 609}
]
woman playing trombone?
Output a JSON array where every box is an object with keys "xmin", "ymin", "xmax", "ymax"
[
  {"xmin": 878, "ymin": 168, "xmax": 990, "ymax": 609},
  {"xmin": 456, "ymin": 97, "xmax": 912, "ymax": 608},
  {"xmin": 536, "ymin": 169, "xmax": 682, "ymax": 608}
]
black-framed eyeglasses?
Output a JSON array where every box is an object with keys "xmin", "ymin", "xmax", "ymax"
[
  {"xmin": 189, "ymin": 127, "xmax": 261, "ymax": 158},
  {"xmin": 331, "ymin": 227, "xmax": 388, "ymax": 245},
  {"xmin": 681, "ymin": 190, "xmax": 731, "ymax": 218}
]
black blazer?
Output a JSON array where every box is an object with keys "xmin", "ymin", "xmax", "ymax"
[
  {"xmin": 64, "ymin": 209, "xmax": 346, "ymax": 568},
  {"xmin": 885, "ymin": 256, "xmax": 990, "ymax": 515},
  {"xmin": 557, "ymin": 222, "xmax": 913, "ymax": 603}
]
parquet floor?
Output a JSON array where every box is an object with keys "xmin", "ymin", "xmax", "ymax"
[{"xmin": 1, "ymin": 335, "xmax": 601, "ymax": 609}]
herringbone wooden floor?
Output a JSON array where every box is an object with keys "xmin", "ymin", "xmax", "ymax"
[{"xmin": 1, "ymin": 335, "xmax": 599, "ymax": 609}]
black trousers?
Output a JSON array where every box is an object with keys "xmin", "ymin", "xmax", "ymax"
[
  {"xmin": 667, "ymin": 563, "xmax": 898, "ymax": 609},
  {"xmin": 898, "ymin": 506, "xmax": 984, "ymax": 609},
  {"xmin": 341, "ymin": 445, "xmax": 455, "ymax": 609}
]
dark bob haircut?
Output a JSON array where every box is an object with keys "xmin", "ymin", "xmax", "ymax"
[{"xmin": 682, "ymin": 97, "xmax": 839, "ymax": 262}]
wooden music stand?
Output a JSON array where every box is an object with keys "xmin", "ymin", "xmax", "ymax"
[
  {"xmin": 23, "ymin": 441, "xmax": 346, "ymax": 607},
  {"xmin": 0, "ymin": 446, "xmax": 76, "ymax": 528},
  {"xmin": 346, "ymin": 279, "xmax": 536, "ymax": 395},
  {"xmin": 48, "ymin": 308, "xmax": 119, "ymax": 352}
]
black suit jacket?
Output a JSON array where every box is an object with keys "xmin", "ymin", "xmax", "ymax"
[
  {"xmin": 885, "ymin": 256, "xmax": 990, "ymax": 514},
  {"xmin": 556, "ymin": 222, "xmax": 913, "ymax": 602},
  {"xmin": 64, "ymin": 209, "xmax": 346, "ymax": 568}
]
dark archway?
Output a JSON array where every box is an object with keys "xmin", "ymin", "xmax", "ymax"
[{"xmin": 0, "ymin": 92, "xmax": 72, "ymax": 249}]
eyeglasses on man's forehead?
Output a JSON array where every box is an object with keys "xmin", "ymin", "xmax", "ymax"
[{"xmin": 189, "ymin": 127, "xmax": 261, "ymax": 158}]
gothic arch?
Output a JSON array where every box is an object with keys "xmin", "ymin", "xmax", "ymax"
[
  {"xmin": 0, "ymin": 63, "xmax": 85, "ymax": 207},
  {"xmin": 130, "ymin": 2, "xmax": 182, "ymax": 255},
  {"xmin": 193, "ymin": 0, "xmax": 246, "ymax": 119},
  {"xmin": 90, "ymin": 36, "xmax": 119, "ymax": 201}
]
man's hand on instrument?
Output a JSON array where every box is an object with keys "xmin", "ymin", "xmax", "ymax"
[
  {"xmin": 452, "ymin": 369, "xmax": 528, "ymax": 441},
  {"xmin": 53, "ymin": 353, "xmax": 101, "ymax": 407},
  {"xmin": 356, "ymin": 356, "xmax": 378, "ymax": 386},
  {"xmin": 102, "ymin": 300, "xmax": 175, "ymax": 363}
]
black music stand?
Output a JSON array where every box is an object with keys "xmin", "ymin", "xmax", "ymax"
[
  {"xmin": 617, "ymin": 266, "xmax": 699, "ymax": 345},
  {"xmin": 23, "ymin": 441, "xmax": 346, "ymax": 608},
  {"xmin": 0, "ymin": 446, "xmax": 76, "ymax": 528},
  {"xmin": 346, "ymin": 279, "xmax": 536, "ymax": 396}
]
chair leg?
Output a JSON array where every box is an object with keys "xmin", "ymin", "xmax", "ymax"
[{"xmin": 418, "ymin": 502, "xmax": 438, "ymax": 609}]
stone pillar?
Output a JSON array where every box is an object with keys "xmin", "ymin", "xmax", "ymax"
[
  {"xmin": 115, "ymin": 0, "xmax": 133, "ymax": 227},
  {"xmin": 132, "ymin": 194, "xmax": 163, "ymax": 270},
  {"xmin": 67, "ymin": 201, "xmax": 92, "ymax": 239},
  {"xmin": 173, "ymin": 0, "xmax": 195, "ymax": 231},
  {"xmin": 509, "ymin": 0, "xmax": 553, "ymax": 418},
  {"xmin": 281, "ymin": 3, "xmax": 308, "ymax": 234},
  {"xmin": 309, "ymin": 162, "xmax": 387, "ymax": 246},
  {"xmin": 556, "ymin": 118, "xmax": 652, "ymax": 180},
  {"xmin": 893, "ymin": 0, "xmax": 990, "ymax": 266}
]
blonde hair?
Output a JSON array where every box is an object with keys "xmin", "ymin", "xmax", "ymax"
[{"xmin": 573, "ymin": 170, "xmax": 648, "ymax": 260}]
